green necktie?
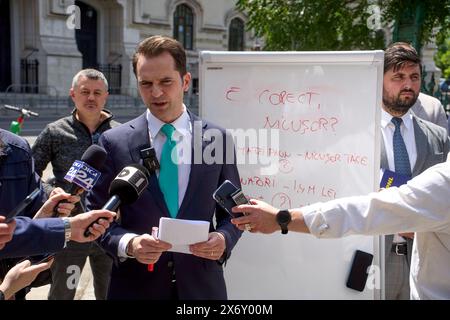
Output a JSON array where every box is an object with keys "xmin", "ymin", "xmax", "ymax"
[{"xmin": 159, "ymin": 124, "xmax": 179, "ymax": 218}]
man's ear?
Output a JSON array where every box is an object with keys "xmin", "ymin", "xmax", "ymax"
[{"xmin": 182, "ymin": 72, "xmax": 192, "ymax": 92}]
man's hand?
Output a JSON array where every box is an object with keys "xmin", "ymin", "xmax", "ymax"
[
  {"xmin": 68, "ymin": 210, "xmax": 116, "ymax": 242},
  {"xmin": 0, "ymin": 259, "xmax": 53, "ymax": 300},
  {"xmin": 34, "ymin": 189, "xmax": 80, "ymax": 219},
  {"xmin": 127, "ymin": 234, "xmax": 172, "ymax": 265},
  {"xmin": 190, "ymin": 232, "xmax": 226, "ymax": 261},
  {"xmin": 231, "ymin": 199, "xmax": 279, "ymax": 234},
  {"xmin": 0, "ymin": 216, "xmax": 16, "ymax": 250}
]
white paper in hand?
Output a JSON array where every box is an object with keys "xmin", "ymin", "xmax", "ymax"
[{"xmin": 158, "ymin": 217, "xmax": 210, "ymax": 254}]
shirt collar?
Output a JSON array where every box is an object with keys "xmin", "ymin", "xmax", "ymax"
[
  {"xmin": 146, "ymin": 105, "xmax": 191, "ymax": 139},
  {"xmin": 381, "ymin": 108, "xmax": 413, "ymax": 130}
]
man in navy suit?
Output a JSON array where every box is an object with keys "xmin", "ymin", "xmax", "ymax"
[{"xmin": 86, "ymin": 35, "xmax": 242, "ymax": 300}]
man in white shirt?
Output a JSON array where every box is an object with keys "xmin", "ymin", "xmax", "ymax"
[
  {"xmin": 230, "ymin": 158, "xmax": 450, "ymax": 300},
  {"xmin": 379, "ymin": 42, "xmax": 449, "ymax": 299}
]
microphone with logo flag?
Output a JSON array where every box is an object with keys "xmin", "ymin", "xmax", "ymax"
[
  {"xmin": 83, "ymin": 163, "xmax": 150, "ymax": 237},
  {"xmin": 52, "ymin": 144, "xmax": 107, "ymax": 217}
]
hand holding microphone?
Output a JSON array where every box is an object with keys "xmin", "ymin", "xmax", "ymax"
[
  {"xmin": 52, "ymin": 144, "xmax": 107, "ymax": 217},
  {"xmin": 83, "ymin": 163, "xmax": 151, "ymax": 237},
  {"xmin": 34, "ymin": 190, "xmax": 79, "ymax": 219}
]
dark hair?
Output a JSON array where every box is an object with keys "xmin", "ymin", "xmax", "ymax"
[
  {"xmin": 384, "ymin": 42, "xmax": 422, "ymax": 74},
  {"xmin": 132, "ymin": 35, "xmax": 187, "ymax": 78}
]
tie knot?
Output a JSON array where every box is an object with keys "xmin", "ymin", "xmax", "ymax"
[
  {"xmin": 391, "ymin": 117, "xmax": 403, "ymax": 128},
  {"xmin": 160, "ymin": 124, "xmax": 175, "ymax": 139}
]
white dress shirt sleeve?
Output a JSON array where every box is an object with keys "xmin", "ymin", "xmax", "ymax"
[
  {"xmin": 302, "ymin": 161, "xmax": 450, "ymax": 238},
  {"xmin": 118, "ymin": 233, "xmax": 139, "ymax": 259}
]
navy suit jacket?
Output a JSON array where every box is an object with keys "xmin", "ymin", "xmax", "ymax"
[
  {"xmin": 0, "ymin": 129, "xmax": 46, "ymax": 218},
  {"xmin": 0, "ymin": 217, "xmax": 64, "ymax": 258},
  {"xmin": 86, "ymin": 111, "xmax": 242, "ymax": 300},
  {"xmin": 1, "ymin": 129, "xmax": 62, "ymax": 260}
]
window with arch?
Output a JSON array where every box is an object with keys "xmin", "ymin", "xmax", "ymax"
[
  {"xmin": 174, "ymin": 4, "xmax": 194, "ymax": 50},
  {"xmin": 228, "ymin": 17, "xmax": 244, "ymax": 51}
]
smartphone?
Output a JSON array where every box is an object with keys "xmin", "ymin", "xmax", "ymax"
[
  {"xmin": 2, "ymin": 188, "xmax": 41, "ymax": 223},
  {"xmin": 213, "ymin": 180, "xmax": 248, "ymax": 218},
  {"xmin": 24, "ymin": 253, "xmax": 55, "ymax": 265},
  {"xmin": 346, "ymin": 250, "xmax": 374, "ymax": 292}
]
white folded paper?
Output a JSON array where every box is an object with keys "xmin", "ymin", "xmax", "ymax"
[{"xmin": 158, "ymin": 217, "xmax": 210, "ymax": 254}]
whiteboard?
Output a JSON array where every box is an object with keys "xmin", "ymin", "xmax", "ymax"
[{"xmin": 200, "ymin": 51, "xmax": 384, "ymax": 299}]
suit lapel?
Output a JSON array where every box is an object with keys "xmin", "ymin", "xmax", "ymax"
[
  {"xmin": 178, "ymin": 112, "xmax": 208, "ymax": 217},
  {"xmin": 127, "ymin": 113, "xmax": 170, "ymax": 217},
  {"xmin": 412, "ymin": 116, "xmax": 427, "ymax": 177},
  {"xmin": 127, "ymin": 113, "xmax": 150, "ymax": 163}
]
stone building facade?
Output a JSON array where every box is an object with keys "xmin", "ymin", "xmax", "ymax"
[
  {"xmin": 0, "ymin": 0, "xmax": 441, "ymax": 112},
  {"xmin": 0, "ymin": 0, "xmax": 253, "ymax": 111}
]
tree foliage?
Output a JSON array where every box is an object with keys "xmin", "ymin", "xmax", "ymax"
[
  {"xmin": 237, "ymin": 0, "xmax": 450, "ymax": 51},
  {"xmin": 383, "ymin": 0, "xmax": 450, "ymax": 48},
  {"xmin": 435, "ymin": 27, "xmax": 450, "ymax": 79}
]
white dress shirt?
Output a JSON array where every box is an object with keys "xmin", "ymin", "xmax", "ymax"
[
  {"xmin": 302, "ymin": 158, "xmax": 450, "ymax": 299},
  {"xmin": 118, "ymin": 106, "xmax": 192, "ymax": 258},
  {"xmin": 381, "ymin": 109, "xmax": 418, "ymax": 244},
  {"xmin": 381, "ymin": 108, "xmax": 417, "ymax": 173}
]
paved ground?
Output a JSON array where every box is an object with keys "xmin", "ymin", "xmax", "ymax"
[{"xmin": 24, "ymin": 136, "xmax": 96, "ymax": 300}]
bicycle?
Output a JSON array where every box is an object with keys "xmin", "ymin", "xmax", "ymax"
[{"xmin": 2, "ymin": 104, "xmax": 39, "ymax": 135}]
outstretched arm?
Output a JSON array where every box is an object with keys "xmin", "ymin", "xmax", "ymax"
[{"xmin": 0, "ymin": 259, "xmax": 53, "ymax": 300}]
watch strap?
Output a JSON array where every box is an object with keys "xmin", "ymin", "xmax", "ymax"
[{"xmin": 62, "ymin": 217, "xmax": 71, "ymax": 247}]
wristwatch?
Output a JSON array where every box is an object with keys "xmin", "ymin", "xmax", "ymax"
[
  {"xmin": 276, "ymin": 209, "xmax": 291, "ymax": 234},
  {"xmin": 62, "ymin": 217, "xmax": 72, "ymax": 246},
  {"xmin": 0, "ymin": 289, "xmax": 5, "ymax": 300}
]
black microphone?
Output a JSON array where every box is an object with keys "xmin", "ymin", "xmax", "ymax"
[
  {"xmin": 83, "ymin": 164, "xmax": 150, "ymax": 237},
  {"xmin": 52, "ymin": 144, "xmax": 107, "ymax": 217}
]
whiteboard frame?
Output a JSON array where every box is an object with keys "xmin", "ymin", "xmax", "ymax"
[{"xmin": 199, "ymin": 50, "xmax": 384, "ymax": 299}]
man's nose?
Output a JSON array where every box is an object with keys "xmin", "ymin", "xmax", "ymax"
[
  {"xmin": 151, "ymin": 85, "xmax": 163, "ymax": 97},
  {"xmin": 402, "ymin": 78, "xmax": 414, "ymax": 90}
]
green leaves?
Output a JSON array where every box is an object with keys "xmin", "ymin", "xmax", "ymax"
[
  {"xmin": 436, "ymin": 33, "xmax": 450, "ymax": 79},
  {"xmin": 237, "ymin": 0, "xmax": 450, "ymax": 51}
]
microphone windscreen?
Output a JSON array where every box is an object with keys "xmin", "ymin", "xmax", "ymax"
[
  {"xmin": 128, "ymin": 163, "xmax": 150, "ymax": 178},
  {"xmin": 81, "ymin": 144, "xmax": 107, "ymax": 170},
  {"xmin": 108, "ymin": 164, "xmax": 150, "ymax": 205}
]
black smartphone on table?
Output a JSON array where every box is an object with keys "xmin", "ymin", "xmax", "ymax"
[{"xmin": 213, "ymin": 180, "xmax": 248, "ymax": 218}]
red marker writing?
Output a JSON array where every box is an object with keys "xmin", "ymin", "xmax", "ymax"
[{"xmin": 147, "ymin": 227, "xmax": 159, "ymax": 272}]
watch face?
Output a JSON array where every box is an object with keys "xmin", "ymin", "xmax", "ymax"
[{"xmin": 277, "ymin": 210, "xmax": 291, "ymax": 224}]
